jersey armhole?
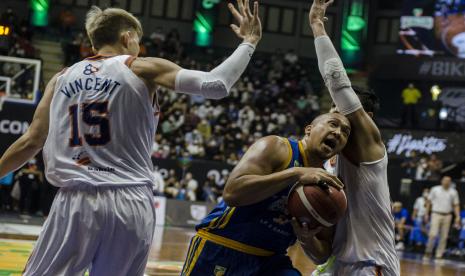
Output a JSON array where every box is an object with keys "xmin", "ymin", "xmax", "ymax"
[{"xmin": 278, "ymin": 138, "xmax": 293, "ymax": 171}]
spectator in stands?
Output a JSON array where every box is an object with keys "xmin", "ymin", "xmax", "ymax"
[
  {"xmin": 427, "ymin": 154, "xmax": 443, "ymax": 181},
  {"xmin": 202, "ymin": 174, "xmax": 218, "ymax": 203},
  {"xmin": 148, "ymin": 27, "xmax": 165, "ymax": 56},
  {"xmin": 0, "ymin": 7, "xmax": 17, "ymax": 28},
  {"xmin": 152, "ymin": 169, "xmax": 165, "ymax": 196},
  {"xmin": 393, "ymin": 201, "xmax": 410, "ymax": 250},
  {"xmin": 401, "ymin": 150, "xmax": 419, "ymax": 178},
  {"xmin": 183, "ymin": 173, "xmax": 198, "ymax": 201},
  {"xmin": 410, "ymin": 188, "xmax": 430, "ymax": 249},
  {"xmin": 401, "ymin": 83, "xmax": 422, "ymax": 127},
  {"xmin": 58, "ymin": 8, "xmax": 76, "ymax": 36},
  {"xmin": 0, "ymin": 171, "xmax": 14, "ymax": 211},
  {"xmin": 16, "ymin": 159, "xmax": 43, "ymax": 215},
  {"xmin": 415, "ymin": 157, "xmax": 429, "ymax": 181},
  {"xmin": 424, "ymin": 176, "xmax": 461, "ymax": 261},
  {"xmin": 284, "ymin": 49, "xmax": 299, "ymax": 64},
  {"xmin": 164, "ymin": 28, "xmax": 183, "ymax": 59}
]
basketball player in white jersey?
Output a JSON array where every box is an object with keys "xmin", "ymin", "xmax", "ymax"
[
  {"xmin": 291, "ymin": 1, "xmax": 400, "ymax": 275},
  {"xmin": 0, "ymin": 1, "xmax": 261, "ymax": 275}
]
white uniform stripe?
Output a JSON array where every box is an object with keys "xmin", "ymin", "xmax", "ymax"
[{"xmin": 296, "ymin": 186, "xmax": 333, "ymax": 227}]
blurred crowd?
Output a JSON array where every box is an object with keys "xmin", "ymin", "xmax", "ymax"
[
  {"xmin": 0, "ymin": 158, "xmax": 57, "ymax": 218},
  {"xmin": 152, "ymin": 169, "xmax": 229, "ymax": 203},
  {"xmin": 0, "ymin": 7, "xmax": 38, "ymax": 100},
  {"xmin": 401, "ymin": 151, "xmax": 444, "ymax": 181},
  {"xmin": 393, "ymin": 176, "xmax": 465, "ymax": 261}
]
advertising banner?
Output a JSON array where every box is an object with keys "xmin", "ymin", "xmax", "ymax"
[
  {"xmin": 0, "ymin": 102, "xmax": 35, "ymax": 155},
  {"xmin": 381, "ymin": 128, "xmax": 465, "ymax": 162},
  {"xmin": 165, "ymin": 199, "xmax": 216, "ymax": 227}
]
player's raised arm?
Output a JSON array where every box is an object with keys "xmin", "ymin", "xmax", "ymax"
[
  {"xmin": 309, "ymin": 0, "xmax": 384, "ymax": 163},
  {"xmin": 0, "ymin": 73, "xmax": 58, "ymax": 178},
  {"xmin": 131, "ymin": 0, "xmax": 262, "ymax": 100}
]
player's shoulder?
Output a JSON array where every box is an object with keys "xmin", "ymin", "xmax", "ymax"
[{"xmin": 251, "ymin": 136, "xmax": 290, "ymax": 161}]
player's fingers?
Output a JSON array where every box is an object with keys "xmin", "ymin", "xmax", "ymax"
[
  {"xmin": 237, "ymin": 0, "xmax": 245, "ymax": 16},
  {"xmin": 291, "ymin": 217, "xmax": 302, "ymax": 231},
  {"xmin": 244, "ymin": 0, "xmax": 253, "ymax": 19},
  {"xmin": 321, "ymin": 175, "xmax": 343, "ymax": 190},
  {"xmin": 228, "ymin": 3, "xmax": 243, "ymax": 22},
  {"xmin": 253, "ymin": 1, "xmax": 259, "ymax": 20},
  {"xmin": 309, "ymin": 226, "xmax": 324, "ymax": 235},
  {"xmin": 326, "ymin": 0, "xmax": 335, "ymax": 7},
  {"xmin": 230, "ymin": 24, "xmax": 241, "ymax": 37}
]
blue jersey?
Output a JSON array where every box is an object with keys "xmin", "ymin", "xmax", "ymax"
[{"xmin": 196, "ymin": 138, "xmax": 309, "ymax": 255}]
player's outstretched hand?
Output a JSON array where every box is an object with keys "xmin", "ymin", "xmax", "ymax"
[
  {"xmin": 309, "ymin": 0, "xmax": 334, "ymax": 26},
  {"xmin": 294, "ymin": 167, "xmax": 344, "ymax": 190},
  {"xmin": 291, "ymin": 217, "xmax": 323, "ymax": 245},
  {"xmin": 228, "ymin": 0, "xmax": 262, "ymax": 46}
]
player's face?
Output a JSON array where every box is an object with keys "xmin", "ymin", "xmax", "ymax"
[{"xmin": 308, "ymin": 114, "xmax": 351, "ymax": 159}]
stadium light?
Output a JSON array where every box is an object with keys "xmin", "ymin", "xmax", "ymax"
[
  {"xmin": 194, "ymin": 1, "xmax": 219, "ymax": 47},
  {"xmin": 341, "ymin": 0, "xmax": 368, "ymax": 68},
  {"xmin": 30, "ymin": 0, "xmax": 50, "ymax": 27}
]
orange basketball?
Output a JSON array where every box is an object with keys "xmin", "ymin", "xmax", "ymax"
[{"xmin": 288, "ymin": 183, "xmax": 347, "ymax": 229}]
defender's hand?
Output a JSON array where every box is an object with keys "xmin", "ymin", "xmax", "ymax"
[
  {"xmin": 294, "ymin": 167, "xmax": 344, "ymax": 191},
  {"xmin": 228, "ymin": 0, "xmax": 262, "ymax": 46},
  {"xmin": 291, "ymin": 217, "xmax": 323, "ymax": 245},
  {"xmin": 309, "ymin": 0, "xmax": 334, "ymax": 26}
]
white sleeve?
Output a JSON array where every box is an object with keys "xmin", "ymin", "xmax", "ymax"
[
  {"xmin": 413, "ymin": 198, "xmax": 420, "ymax": 210},
  {"xmin": 314, "ymin": 36, "xmax": 362, "ymax": 115},
  {"xmin": 453, "ymin": 190, "xmax": 460, "ymax": 205},
  {"xmin": 174, "ymin": 42, "xmax": 255, "ymax": 99},
  {"xmin": 428, "ymin": 188, "xmax": 435, "ymax": 201}
]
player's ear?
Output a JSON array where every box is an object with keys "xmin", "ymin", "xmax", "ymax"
[
  {"xmin": 367, "ymin": 111, "xmax": 374, "ymax": 118},
  {"xmin": 121, "ymin": 31, "xmax": 130, "ymax": 48},
  {"xmin": 304, "ymin": 124, "xmax": 312, "ymax": 136}
]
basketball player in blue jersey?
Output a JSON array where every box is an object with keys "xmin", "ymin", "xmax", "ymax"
[
  {"xmin": 181, "ymin": 112, "xmax": 351, "ymax": 276},
  {"xmin": 292, "ymin": 1, "xmax": 400, "ymax": 275},
  {"xmin": 0, "ymin": 1, "xmax": 262, "ymax": 275}
]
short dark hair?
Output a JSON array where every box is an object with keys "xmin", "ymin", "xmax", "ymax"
[{"xmin": 352, "ymin": 86, "xmax": 380, "ymax": 114}]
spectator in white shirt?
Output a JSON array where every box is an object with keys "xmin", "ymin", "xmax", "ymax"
[
  {"xmin": 424, "ymin": 176, "xmax": 461, "ymax": 261},
  {"xmin": 412, "ymin": 188, "xmax": 429, "ymax": 222}
]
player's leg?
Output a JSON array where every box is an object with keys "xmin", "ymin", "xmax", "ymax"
[
  {"xmin": 23, "ymin": 187, "xmax": 102, "ymax": 276},
  {"xmin": 436, "ymin": 214, "xmax": 452, "ymax": 259},
  {"xmin": 181, "ymin": 236, "xmax": 261, "ymax": 276},
  {"xmin": 89, "ymin": 185, "xmax": 156, "ymax": 276},
  {"xmin": 424, "ymin": 213, "xmax": 441, "ymax": 258}
]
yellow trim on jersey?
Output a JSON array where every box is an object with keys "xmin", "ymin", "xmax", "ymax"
[
  {"xmin": 185, "ymin": 237, "xmax": 207, "ymax": 276},
  {"xmin": 205, "ymin": 207, "xmax": 236, "ymax": 230},
  {"xmin": 218, "ymin": 207, "xmax": 236, "ymax": 229},
  {"xmin": 197, "ymin": 230, "xmax": 274, "ymax": 257},
  {"xmin": 182, "ymin": 236, "xmax": 200, "ymax": 275},
  {"xmin": 298, "ymin": 141, "xmax": 310, "ymax": 167},
  {"xmin": 278, "ymin": 138, "xmax": 293, "ymax": 171}
]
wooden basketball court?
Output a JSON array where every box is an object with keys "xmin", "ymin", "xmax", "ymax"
[
  {"xmin": 147, "ymin": 227, "xmax": 465, "ymax": 275},
  {"xmin": 1, "ymin": 226, "xmax": 465, "ymax": 275}
]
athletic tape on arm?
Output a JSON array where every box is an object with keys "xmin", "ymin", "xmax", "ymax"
[
  {"xmin": 175, "ymin": 42, "xmax": 255, "ymax": 99},
  {"xmin": 314, "ymin": 36, "xmax": 362, "ymax": 115}
]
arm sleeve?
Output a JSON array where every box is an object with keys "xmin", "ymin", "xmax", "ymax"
[
  {"xmin": 454, "ymin": 190, "xmax": 460, "ymax": 205},
  {"xmin": 174, "ymin": 42, "xmax": 255, "ymax": 99},
  {"xmin": 314, "ymin": 36, "xmax": 362, "ymax": 115}
]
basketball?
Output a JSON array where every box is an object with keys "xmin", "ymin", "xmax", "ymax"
[{"xmin": 287, "ymin": 183, "xmax": 347, "ymax": 229}]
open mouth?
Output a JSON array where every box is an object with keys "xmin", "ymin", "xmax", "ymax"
[{"xmin": 323, "ymin": 137, "xmax": 337, "ymax": 150}]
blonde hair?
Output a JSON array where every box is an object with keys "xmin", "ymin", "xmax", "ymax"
[{"xmin": 85, "ymin": 6, "xmax": 143, "ymax": 50}]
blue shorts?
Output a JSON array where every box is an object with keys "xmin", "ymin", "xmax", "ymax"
[{"xmin": 181, "ymin": 234, "xmax": 301, "ymax": 276}]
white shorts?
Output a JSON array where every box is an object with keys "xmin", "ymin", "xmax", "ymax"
[
  {"xmin": 23, "ymin": 184, "xmax": 156, "ymax": 276},
  {"xmin": 313, "ymin": 257, "xmax": 397, "ymax": 276}
]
